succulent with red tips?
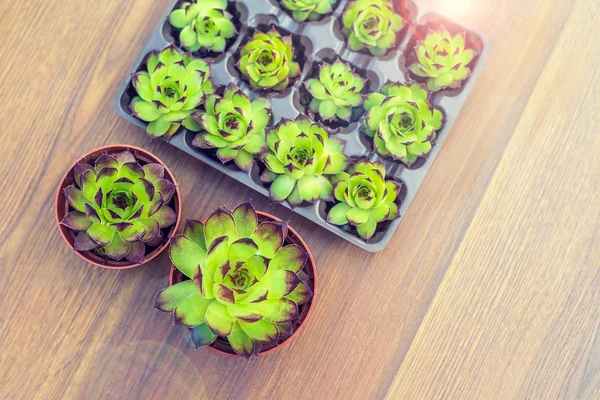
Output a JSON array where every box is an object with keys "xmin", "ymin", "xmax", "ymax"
[
  {"xmin": 60, "ymin": 150, "xmax": 177, "ymax": 263},
  {"xmin": 155, "ymin": 203, "xmax": 313, "ymax": 359}
]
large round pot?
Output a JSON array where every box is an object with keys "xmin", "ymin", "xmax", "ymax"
[
  {"xmin": 56, "ymin": 145, "xmax": 182, "ymax": 269},
  {"xmin": 169, "ymin": 211, "xmax": 317, "ymax": 358}
]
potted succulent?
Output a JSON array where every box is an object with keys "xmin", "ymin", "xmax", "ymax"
[
  {"xmin": 304, "ymin": 59, "xmax": 366, "ymax": 126},
  {"xmin": 168, "ymin": 0, "xmax": 237, "ymax": 55},
  {"xmin": 278, "ymin": 0, "xmax": 338, "ymax": 22},
  {"xmin": 407, "ymin": 26, "xmax": 477, "ymax": 92},
  {"xmin": 363, "ymin": 82, "xmax": 445, "ymax": 166},
  {"xmin": 260, "ymin": 116, "xmax": 349, "ymax": 207},
  {"xmin": 235, "ymin": 27, "xmax": 302, "ymax": 93},
  {"xmin": 191, "ymin": 83, "xmax": 271, "ymax": 171},
  {"xmin": 327, "ymin": 159, "xmax": 401, "ymax": 241},
  {"xmin": 129, "ymin": 45, "xmax": 215, "ymax": 139},
  {"xmin": 56, "ymin": 145, "xmax": 181, "ymax": 268},
  {"xmin": 341, "ymin": 0, "xmax": 405, "ymax": 56},
  {"xmin": 155, "ymin": 202, "xmax": 316, "ymax": 359}
]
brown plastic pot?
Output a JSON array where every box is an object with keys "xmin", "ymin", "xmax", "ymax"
[
  {"xmin": 56, "ymin": 145, "xmax": 182, "ymax": 269},
  {"xmin": 169, "ymin": 211, "xmax": 317, "ymax": 358}
]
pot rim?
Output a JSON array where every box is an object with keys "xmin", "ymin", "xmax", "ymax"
[
  {"xmin": 55, "ymin": 144, "xmax": 182, "ymax": 269},
  {"xmin": 169, "ymin": 210, "xmax": 317, "ymax": 358}
]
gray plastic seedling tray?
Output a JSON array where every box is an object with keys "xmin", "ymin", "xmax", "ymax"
[{"xmin": 115, "ymin": 0, "xmax": 490, "ymax": 252}]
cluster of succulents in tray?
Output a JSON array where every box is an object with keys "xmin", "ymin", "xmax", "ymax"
[{"xmin": 116, "ymin": 0, "xmax": 485, "ymax": 250}]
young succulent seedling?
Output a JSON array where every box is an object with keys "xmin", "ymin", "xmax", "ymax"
[
  {"xmin": 305, "ymin": 59, "xmax": 365, "ymax": 122},
  {"xmin": 155, "ymin": 203, "xmax": 313, "ymax": 359},
  {"xmin": 191, "ymin": 83, "xmax": 271, "ymax": 171},
  {"xmin": 60, "ymin": 150, "xmax": 177, "ymax": 263},
  {"xmin": 408, "ymin": 27, "xmax": 476, "ymax": 92},
  {"xmin": 169, "ymin": 0, "xmax": 236, "ymax": 53},
  {"xmin": 363, "ymin": 82, "xmax": 445, "ymax": 166},
  {"xmin": 342, "ymin": 0, "xmax": 404, "ymax": 56},
  {"xmin": 130, "ymin": 45, "xmax": 214, "ymax": 139},
  {"xmin": 261, "ymin": 116, "xmax": 350, "ymax": 207},
  {"xmin": 280, "ymin": 0, "xmax": 337, "ymax": 21},
  {"xmin": 236, "ymin": 28, "xmax": 301, "ymax": 92},
  {"xmin": 327, "ymin": 160, "xmax": 401, "ymax": 241}
]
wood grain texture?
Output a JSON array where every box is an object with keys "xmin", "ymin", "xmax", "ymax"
[{"xmin": 0, "ymin": 0, "xmax": 598, "ymax": 399}]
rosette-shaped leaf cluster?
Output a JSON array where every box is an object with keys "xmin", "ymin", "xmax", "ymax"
[
  {"xmin": 130, "ymin": 46, "xmax": 214, "ymax": 139},
  {"xmin": 155, "ymin": 203, "xmax": 313, "ymax": 359},
  {"xmin": 191, "ymin": 84, "xmax": 271, "ymax": 171},
  {"xmin": 280, "ymin": 0, "xmax": 337, "ymax": 21},
  {"xmin": 363, "ymin": 82, "xmax": 444, "ymax": 165},
  {"xmin": 305, "ymin": 60, "xmax": 365, "ymax": 122},
  {"xmin": 342, "ymin": 0, "xmax": 404, "ymax": 56},
  {"xmin": 261, "ymin": 116, "xmax": 350, "ymax": 207},
  {"xmin": 408, "ymin": 27, "xmax": 476, "ymax": 92},
  {"xmin": 327, "ymin": 160, "xmax": 400, "ymax": 240},
  {"xmin": 60, "ymin": 150, "xmax": 177, "ymax": 263},
  {"xmin": 237, "ymin": 28, "xmax": 301, "ymax": 92},
  {"xmin": 169, "ymin": 0, "xmax": 236, "ymax": 53}
]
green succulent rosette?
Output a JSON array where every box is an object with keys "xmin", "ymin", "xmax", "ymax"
[
  {"xmin": 260, "ymin": 116, "xmax": 350, "ymax": 207},
  {"xmin": 191, "ymin": 84, "xmax": 271, "ymax": 171},
  {"xmin": 130, "ymin": 45, "xmax": 215, "ymax": 139},
  {"xmin": 280, "ymin": 0, "xmax": 337, "ymax": 21},
  {"xmin": 408, "ymin": 27, "xmax": 476, "ymax": 92},
  {"xmin": 305, "ymin": 59, "xmax": 365, "ymax": 122},
  {"xmin": 363, "ymin": 82, "xmax": 444, "ymax": 165},
  {"xmin": 169, "ymin": 0, "xmax": 236, "ymax": 53},
  {"xmin": 155, "ymin": 203, "xmax": 313, "ymax": 359},
  {"xmin": 236, "ymin": 28, "xmax": 301, "ymax": 92},
  {"xmin": 327, "ymin": 160, "xmax": 401, "ymax": 240},
  {"xmin": 342, "ymin": 0, "xmax": 405, "ymax": 56},
  {"xmin": 60, "ymin": 150, "xmax": 177, "ymax": 263}
]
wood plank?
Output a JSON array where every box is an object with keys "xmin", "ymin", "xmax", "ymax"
[{"xmin": 385, "ymin": 0, "xmax": 600, "ymax": 397}]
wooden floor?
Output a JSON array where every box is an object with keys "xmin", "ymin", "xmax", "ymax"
[{"xmin": 1, "ymin": 0, "xmax": 598, "ymax": 398}]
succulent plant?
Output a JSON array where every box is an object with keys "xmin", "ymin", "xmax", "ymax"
[
  {"xmin": 191, "ymin": 84, "xmax": 271, "ymax": 171},
  {"xmin": 363, "ymin": 82, "xmax": 444, "ymax": 165},
  {"xmin": 327, "ymin": 160, "xmax": 400, "ymax": 240},
  {"xmin": 237, "ymin": 28, "xmax": 301, "ymax": 92},
  {"xmin": 280, "ymin": 0, "xmax": 337, "ymax": 21},
  {"xmin": 342, "ymin": 0, "xmax": 404, "ymax": 56},
  {"xmin": 155, "ymin": 203, "xmax": 313, "ymax": 359},
  {"xmin": 169, "ymin": 0, "xmax": 236, "ymax": 53},
  {"xmin": 130, "ymin": 45, "xmax": 215, "ymax": 139},
  {"xmin": 305, "ymin": 60, "xmax": 365, "ymax": 122},
  {"xmin": 260, "ymin": 116, "xmax": 350, "ymax": 206},
  {"xmin": 60, "ymin": 150, "xmax": 177, "ymax": 263},
  {"xmin": 408, "ymin": 27, "xmax": 476, "ymax": 92}
]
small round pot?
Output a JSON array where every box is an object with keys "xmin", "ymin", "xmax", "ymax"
[
  {"xmin": 169, "ymin": 211, "xmax": 317, "ymax": 358},
  {"xmin": 56, "ymin": 145, "xmax": 182, "ymax": 269}
]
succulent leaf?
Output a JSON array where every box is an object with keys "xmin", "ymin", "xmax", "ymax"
[
  {"xmin": 408, "ymin": 27, "xmax": 476, "ymax": 92},
  {"xmin": 342, "ymin": 0, "xmax": 404, "ymax": 56},
  {"xmin": 131, "ymin": 46, "xmax": 214, "ymax": 138},
  {"xmin": 155, "ymin": 203, "xmax": 313, "ymax": 357},
  {"xmin": 280, "ymin": 0, "xmax": 337, "ymax": 21},
  {"xmin": 327, "ymin": 160, "xmax": 401, "ymax": 241}
]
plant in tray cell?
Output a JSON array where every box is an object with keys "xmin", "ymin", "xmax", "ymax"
[
  {"xmin": 130, "ymin": 45, "xmax": 214, "ymax": 139},
  {"xmin": 279, "ymin": 0, "xmax": 337, "ymax": 21},
  {"xmin": 155, "ymin": 203, "xmax": 313, "ymax": 359},
  {"xmin": 305, "ymin": 59, "xmax": 365, "ymax": 122},
  {"xmin": 327, "ymin": 159, "xmax": 401, "ymax": 241},
  {"xmin": 59, "ymin": 150, "xmax": 177, "ymax": 263},
  {"xmin": 169, "ymin": 0, "xmax": 236, "ymax": 53},
  {"xmin": 236, "ymin": 28, "xmax": 301, "ymax": 92},
  {"xmin": 260, "ymin": 116, "xmax": 350, "ymax": 207},
  {"xmin": 341, "ymin": 0, "xmax": 405, "ymax": 56},
  {"xmin": 408, "ymin": 27, "xmax": 476, "ymax": 92},
  {"xmin": 363, "ymin": 82, "xmax": 444, "ymax": 166},
  {"xmin": 191, "ymin": 84, "xmax": 271, "ymax": 171}
]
